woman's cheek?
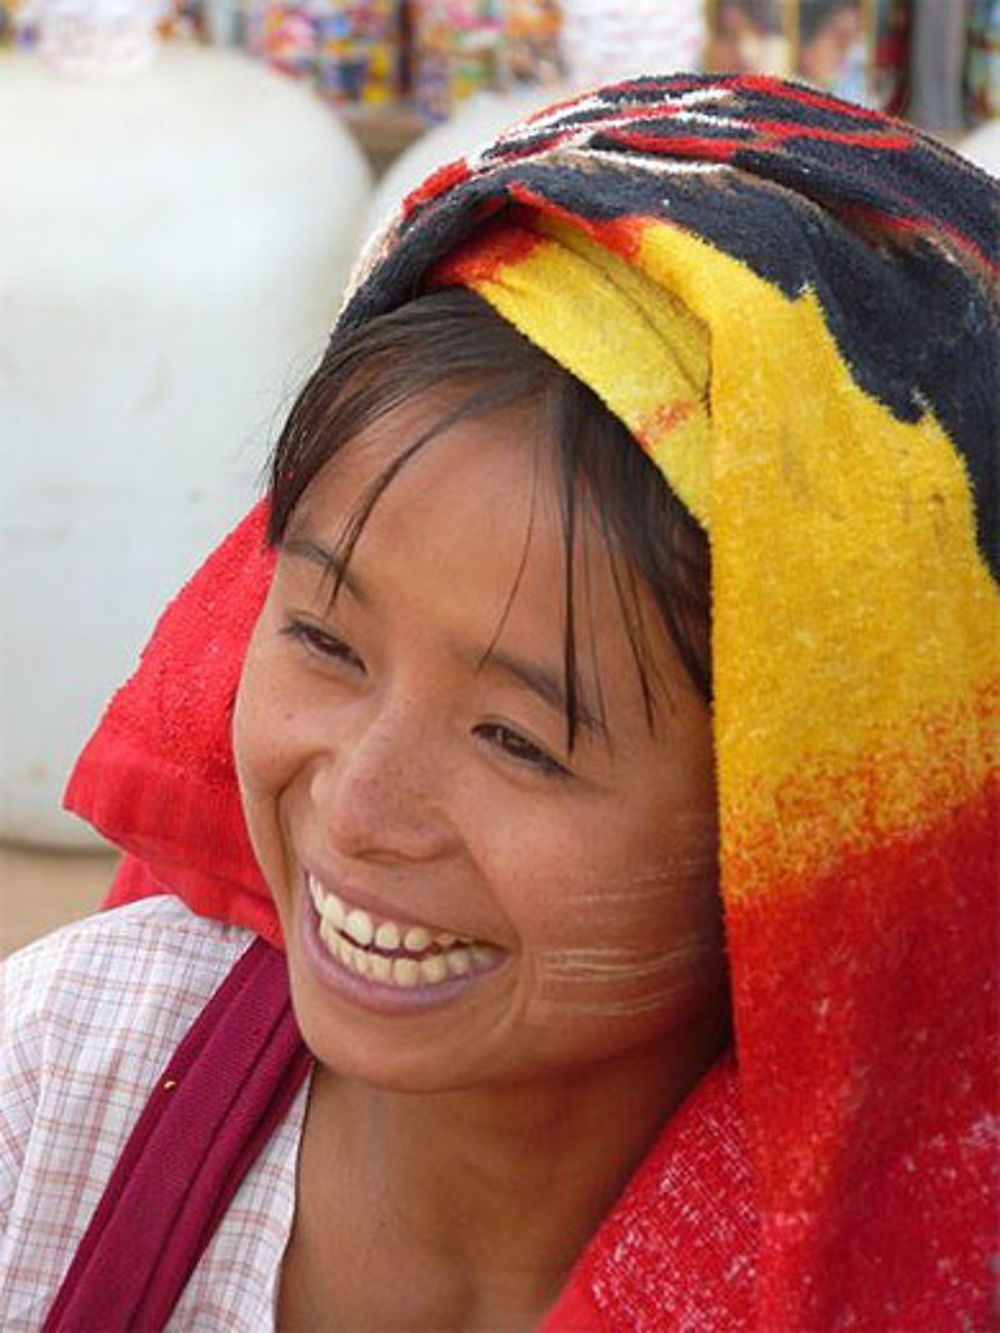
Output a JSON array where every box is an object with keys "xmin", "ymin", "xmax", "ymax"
[
  {"xmin": 531, "ymin": 932, "xmax": 723, "ymax": 1025},
  {"xmin": 234, "ymin": 608, "xmax": 312, "ymax": 794},
  {"xmin": 518, "ymin": 817, "xmax": 723, "ymax": 1029},
  {"xmin": 232, "ymin": 631, "xmax": 305, "ymax": 879},
  {"xmin": 233, "ymin": 651, "xmax": 281, "ymax": 803}
]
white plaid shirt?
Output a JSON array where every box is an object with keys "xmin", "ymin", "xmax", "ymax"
[{"xmin": 0, "ymin": 897, "xmax": 309, "ymax": 1331}]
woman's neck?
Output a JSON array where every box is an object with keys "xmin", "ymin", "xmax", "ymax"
[{"xmin": 279, "ymin": 1005, "xmax": 727, "ymax": 1331}]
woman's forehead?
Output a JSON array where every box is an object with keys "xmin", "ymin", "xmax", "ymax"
[
  {"xmin": 292, "ymin": 391, "xmax": 550, "ymax": 533},
  {"xmin": 284, "ymin": 396, "xmax": 693, "ymax": 728},
  {"xmin": 292, "ymin": 386, "xmax": 640, "ymax": 556}
]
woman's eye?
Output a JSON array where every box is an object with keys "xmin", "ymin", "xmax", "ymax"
[
  {"xmin": 475, "ymin": 723, "xmax": 568, "ymax": 778},
  {"xmin": 280, "ymin": 619, "xmax": 365, "ymax": 672}
]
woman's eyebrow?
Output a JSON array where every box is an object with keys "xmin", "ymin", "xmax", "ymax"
[
  {"xmin": 479, "ymin": 647, "xmax": 606, "ymax": 738},
  {"xmin": 280, "ymin": 534, "xmax": 370, "ymax": 605},
  {"xmin": 282, "ymin": 530, "xmax": 604, "ymax": 737}
]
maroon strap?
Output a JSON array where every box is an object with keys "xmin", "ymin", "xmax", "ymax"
[{"xmin": 43, "ymin": 936, "xmax": 313, "ymax": 1332}]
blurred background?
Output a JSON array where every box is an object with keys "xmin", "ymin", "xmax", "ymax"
[{"xmin": 2, "ymin": 0, "xmax": 997, "ymax": 956}]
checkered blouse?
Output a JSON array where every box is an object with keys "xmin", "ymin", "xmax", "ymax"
[{"xmin": 0, "ymin": 897, "xmax": 309, "ymax": 1330}]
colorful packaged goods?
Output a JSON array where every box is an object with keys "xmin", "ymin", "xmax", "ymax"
[
  {"xmin": 313, "ymin": 0, "xmax": 402, "ymax": 105},
  {"xmin": 410, "ymin": 0, "xmax": 507, "ymax": 121},
  {"xmin": 506, "ymin": 0, "xmax": 562, "ymax": 85},
  {"xmin": 706, "ymin": 0, "xmax": 909, "ymax": 113},
  {"xmin": 249, "ymin": 0, "xmax": 317, "ymax": 76}
]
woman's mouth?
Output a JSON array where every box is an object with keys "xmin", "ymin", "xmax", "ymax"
[{"xmin": 306, "ymin": 872, "xmax": 502, "ymax": 991}]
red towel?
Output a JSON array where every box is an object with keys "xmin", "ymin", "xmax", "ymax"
[{"xmin": 67, "ymin": 502, "xmax": 282, "ymax": 949}]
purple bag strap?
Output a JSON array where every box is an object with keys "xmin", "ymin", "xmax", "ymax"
[{"xmin": 43, "ymin": 935, "xmax": 314, "ymax": 1332}]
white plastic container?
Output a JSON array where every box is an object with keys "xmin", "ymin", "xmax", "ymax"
[{"xmin": 0, "ymin": 46, "xmax": 372, "ymax": 845}]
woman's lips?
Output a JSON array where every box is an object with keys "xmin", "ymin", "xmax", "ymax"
[{"xmin": 306, "ymin": 872, "xmax": 502, "ymax": 992}]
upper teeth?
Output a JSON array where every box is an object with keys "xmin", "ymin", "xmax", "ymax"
[{"xmin": 307, "ymin": 874, "xmax": 498, "ymax": 988}]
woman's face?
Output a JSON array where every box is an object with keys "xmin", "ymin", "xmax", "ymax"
[{"xmin": 234, "ymin": 393, "xmax": 725, "ymax": 1092}]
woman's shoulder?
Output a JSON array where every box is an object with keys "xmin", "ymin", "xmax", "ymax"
[
  {"xmin": 0, "ymin": 897, "xmax": 256, "ymax": 1209},
  {"xmin": 2, "ymin": 895, "xmax": 255, "ymax": 1048},
  {"xmin": 3, "ymin": 892, "xmax": 254, "ymax": 976},
  {"xmin": 0, "ymin": 898, "xmax": 271, "ymax": 1327}
]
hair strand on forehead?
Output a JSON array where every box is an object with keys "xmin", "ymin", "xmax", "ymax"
[{"xmin": 266, "ymin": 288, "xmax": 713, "ymax": 742}]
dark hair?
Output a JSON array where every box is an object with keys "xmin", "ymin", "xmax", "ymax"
[{"xmin": 267, "ymin": 288, "xmax": 711, "ymax": 747}]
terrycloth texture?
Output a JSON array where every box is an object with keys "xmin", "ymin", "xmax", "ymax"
[
  {"xmin": 66, "ymin": 74, "xmax": 999, "ymax": 1327},
  {"xmin": 541, "ymin": 1056, "xmax": 758, "ymax": 1332},
  {"xmin": 68, "ymin": 504, "xmax": 281, "ymax": 948}
]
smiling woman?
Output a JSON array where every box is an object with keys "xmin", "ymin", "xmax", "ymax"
[
  {"xmin": 1, "ymin": 74, "xmax": 997, "ymax": 1333},
  {"xmin": 235, "ymin": 316, "xmax": 724, "ymax": 1106},
  {"xmin": 235, "ymin": 357, "xmax": 728, "ymax": 1326}
]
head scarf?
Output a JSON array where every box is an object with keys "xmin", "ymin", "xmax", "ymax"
[{"xmin": 66, "ymin": 75, "xmax": 998, "ymax": 1328}]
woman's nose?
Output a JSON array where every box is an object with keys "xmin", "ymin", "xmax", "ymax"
[{"xmin": 311, "ymin": 705, "xmax": 455, "ymax": 864}]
